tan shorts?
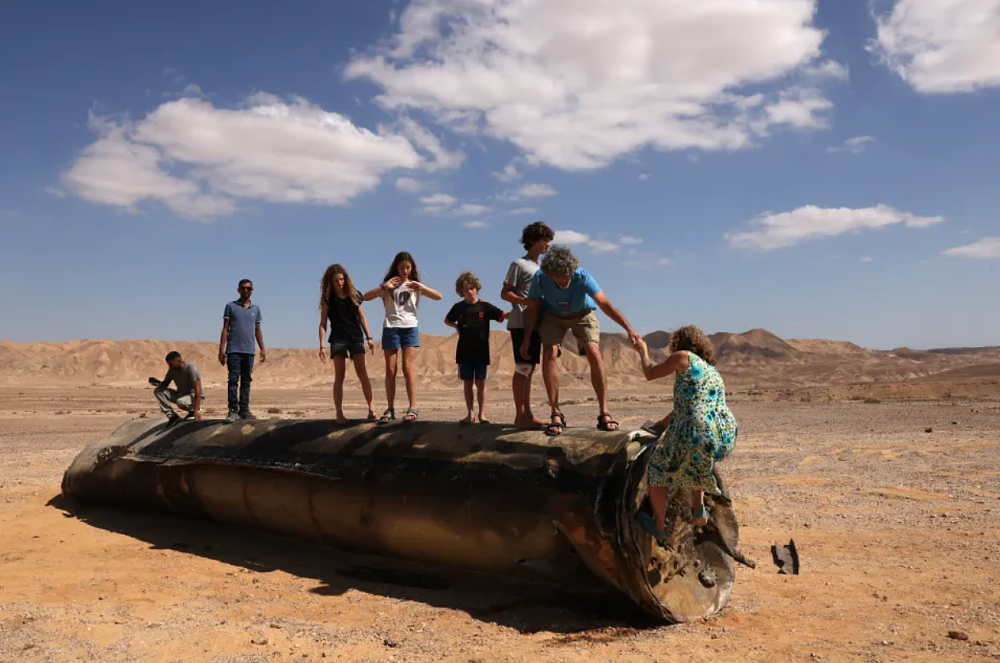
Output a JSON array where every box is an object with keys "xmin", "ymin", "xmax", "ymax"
[{"xmin": 538, "ymin": 310, "xmax": 601, "ymax": 353}]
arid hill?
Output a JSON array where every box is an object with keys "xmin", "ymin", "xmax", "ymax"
[{"xmin": 1, "ymin": 330, "xmax": 998, "ymax": 390}]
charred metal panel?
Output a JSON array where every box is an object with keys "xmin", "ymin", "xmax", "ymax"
[{"xmin": 62, "ymin": 417, "xmax": 740, "ymax": 622}]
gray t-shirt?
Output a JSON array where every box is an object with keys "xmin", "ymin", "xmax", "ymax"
[
  {"xmin": 224, "ymin": 300, "xmax": 262, "ymax": 354},
  {"xmin": 503, "ymin": 256, "xmax": 540, "ymax": 330},
  {"xmin": 162, "ymin": 363, "xmax": 200, "ymax": 396}
]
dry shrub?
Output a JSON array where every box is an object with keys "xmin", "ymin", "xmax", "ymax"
[
  {"xmin": 267, "ymin": 407, "xmax": 282, "ymax": 414},
  {"xmin": 864, "ymin": 397, "xmax": 881, "ymax": 404}
]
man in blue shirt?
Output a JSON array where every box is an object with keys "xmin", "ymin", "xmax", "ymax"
[
  {"xmin": 219, "ymin": 279, "xmax": 267, "ymax": 422},
  {"xmin": 521, "ymin": 246, "xmax": 640, "ymax": 436}
]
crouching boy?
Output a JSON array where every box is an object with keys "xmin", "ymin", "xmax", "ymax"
[{"xmin": 445, "ymin": 272, "xmax": 506, "ymax": 424}]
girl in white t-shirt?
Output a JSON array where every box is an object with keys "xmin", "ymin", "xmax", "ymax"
[{"xmin": 363, "ymin": 251, "xmax": 442, "ymax": 424}]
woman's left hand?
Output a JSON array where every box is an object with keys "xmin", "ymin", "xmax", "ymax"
[
  {"xmin": 367, "ymin": 339, "xmax": 375, "ymax": 354},
  {"xmin": 633, "ymin": 337, "xmax": 647, "ymax": 353}
]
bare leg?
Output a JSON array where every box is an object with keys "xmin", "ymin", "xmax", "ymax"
[
  {"xmin": 690, "ymin": 490, "xmax": 704, "ymax": 510},
  {"xmin": 461, "ymin": 380, "xmax": 475, "ymax": 423},
  {"xmin": 512, "ymin": 371, "xmax": 527, "ymax": 422},
  {"xmin": 401, "ymin": 346, "xmax": 417, "ymax": 411},
  {"xmin": 583, "ymin": 343, "xmax": 612, "ymax": 427},
  {"xmin": 352, "ymin": 354, "xmax": 375, "ymax": 417},
  {"xmin": 475, "ymin": 379, "xmax": 487, "ymax": 421},
  {"xmin": 542, "ymin": 345, "xmax": 560, "ymax": 416},
  {"xmin": 333, "ymin": 355, "xmax": 348, "ymax": 423},
  {"xmin": 649, "ymin": 486, "xmax": 670, "ymax": 531},
  {"xmin": 384, "ymin": 350, "xmax": 398, "ymax": 413}
]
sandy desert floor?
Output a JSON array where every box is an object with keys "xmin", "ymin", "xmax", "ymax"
[{"xmin": 1, "ymin": 386, "xmax": 999, "ymax": 662}]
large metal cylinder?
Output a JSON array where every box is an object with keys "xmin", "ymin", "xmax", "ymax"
[{"xmin": 62, "ymin": 417, "xmax": 740, "ymax": 622}]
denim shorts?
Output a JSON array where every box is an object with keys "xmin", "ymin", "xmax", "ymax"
[
  {"xmin": 382, "ymin": 326, "xmax": 419, "ymax": 350},
  {"xmin": 459, "ymin": 363, "xmax": 488, "ymax": 381}
]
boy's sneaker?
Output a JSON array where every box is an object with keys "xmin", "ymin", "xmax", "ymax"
[
  {"xmin": 165, "ymin": 413, "xmax": 180, "ymax": 429},
  {"xmin": 226, "ymin": 410, "xmax": 240, "ymax": 423},
  {"xmin": 240, "ymin": 411, "xmax": 257, "ymax": 421}
]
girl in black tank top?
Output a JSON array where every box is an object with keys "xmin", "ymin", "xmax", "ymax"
[{"xmin": 318, "ymin": 264, "xmax": 377, "ymax": 423}]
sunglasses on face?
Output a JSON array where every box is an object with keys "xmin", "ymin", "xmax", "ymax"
[{"xmin": 239, "ymin": 286, "xmax": 253, "ymax": 291}]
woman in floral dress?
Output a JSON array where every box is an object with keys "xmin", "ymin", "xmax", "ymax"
[{"xmin": 633, "ymin": 325, "xmax": 737, "ymax": 539}]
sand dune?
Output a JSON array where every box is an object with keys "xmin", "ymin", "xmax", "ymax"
[{"xmin": 2, "ymin": 330, "xmax": 998, "ymax": 389}]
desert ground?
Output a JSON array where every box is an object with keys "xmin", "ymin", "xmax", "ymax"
[{"xmin": 2, "ymin": 378, "xmax": 999, "ymax": 663}]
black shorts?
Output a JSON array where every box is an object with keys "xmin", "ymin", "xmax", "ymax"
[
  {"xmin": 510, "ymin": 328, "xmax": 541, "ymax": 365},
  {"xmin": 331, "ymin": 339, "xmax": 366, "ymax": 358}
]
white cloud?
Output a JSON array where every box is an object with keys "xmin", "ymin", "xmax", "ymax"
[
  {"xmin": 554, "ymin": 230, "xmax": 591, "ymax": 245},
  {"xmin": 397, "ymin": 116, "xmax": 465, "ymax": 170},
  {"xmin": 554, "ymin": 229, "xmax": 621, "ymax": 254},
  {"xmin": 395, "ymin": 176, "xmax": 424, "ymax": 193},
  {"xmin": 656, "ymin": 257, "xmax": 672, "ymax": 266},
  {"xmin": 417, "ymin": 193, "xmax": 491, "ymax": 217},
  {"xmin": 63, "ymin": 96, "xmax": 426, "ymax": 219},
  {"xmin": 462, "ymin": 220, "xmax": 491, "ymax": 229},
  {"xmin": 44, "ymin": 186, "xmax": 67, "ymax": 198},
  {"xmin": 860, "ymin": 256, "xmax": 874, "ymax": 262},
  {"xmin": 638, "ymin": 173, "xmax": 650, "ymax": 181},
  {"xmin": 508, "ymin": 207, "xmax": 537, "ymax": 215},
  {"xmin": 516, "ymin": 183, "xmax": 557, "ymax": 199},
  {"xmin": 492, "ymin": 162, "xmax": 521, "ymax": 183},
  {"xmin": 346, "ymin": 0, "xmax": 841, "ymax": 170},
  {"xmin": 453, "ymin": 203, "xmax": 491, "ymax": 216},
  {"xmin": 619, "ymin": 235, "xmax": 644, "ymax": 245},
  {"xmin": 869, "ymin": 0, "xmax": 1000, "ymax": 93},
  {"xmin": 588, "ymin": 240, "xmax": 621, "ymax": 253},
  {"xmin": 943, "ymin": 236, "xmax": 1000, "ymax": 259},
  {"xmin": 726, "ymin": 204, "xmax": 944, "ymax": 250},
  {"xmin": 827, "ymin": 135, "xmax": 876, "ymax": 154}
]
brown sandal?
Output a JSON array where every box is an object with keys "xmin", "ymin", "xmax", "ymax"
[
  {"xmin": 546, "ymin": 412, "xmax": 566, "ymax": 436},
  {"xmin": 597, "ymin": 412, "xmax": 619, "ymax": 431}
]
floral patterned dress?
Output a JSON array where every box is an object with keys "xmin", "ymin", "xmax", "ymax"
[{"xmin": 647, "ymin": 352, "xmax": 737, "ymax": 495}]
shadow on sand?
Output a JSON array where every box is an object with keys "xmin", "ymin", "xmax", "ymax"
[{"xmin": 47, "ymin": 493, "xmax": 661, "ymax": 636}]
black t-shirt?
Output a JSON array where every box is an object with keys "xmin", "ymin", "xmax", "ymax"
[
  {"xmin": 326, "ymin": 293, "xmax": 365, "ymax": 344},
  {"xmin": 446, "ymin": 300, "xmax": 505, "ymax": 365}
]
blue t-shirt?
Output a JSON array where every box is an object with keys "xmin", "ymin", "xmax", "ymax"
[
  {"xmin": 224, "ymin": 300, "xmax": 262, "ymax": 354},
  {"xmin": 527, "ymin": 268, "xmax": 601, "ymax": 316}
]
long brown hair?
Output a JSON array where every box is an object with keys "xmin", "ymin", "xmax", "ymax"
[
  {"xmin": 669, "ymin": 325, "xmax": 717, "ymax": 366},
  {"xmin": 320, "ymin": 264, "xmax": 359, "ymax": 307},
  {"xmin": 382, "ymin": 251, "xmax": 421, "ymax": 284}
]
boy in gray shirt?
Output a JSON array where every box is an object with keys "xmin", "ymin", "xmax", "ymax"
[
  {"xmin": 153, "ymin": 351, "xmax": 202, "ymax": 425},
  {"xmin": 500, "ymin": 221, "xmax": 554, "ymax": 429}
]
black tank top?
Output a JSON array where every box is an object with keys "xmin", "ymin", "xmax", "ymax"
[{"xmin": 326, "ymin": 294, "xmax": 364, "ymax": 343}]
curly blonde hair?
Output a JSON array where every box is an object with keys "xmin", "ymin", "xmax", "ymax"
[
  {"xmin": 669, "ymin": 325, "xmax": 717, "ymax": 365},
  {"xmin": 454, "ymin": 271, "xmax": 482, "ymax": 296}
]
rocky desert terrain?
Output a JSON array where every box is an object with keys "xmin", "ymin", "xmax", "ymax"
[{"xmin": 1, "ymin": 330, "xmax": 999, "ymax": 662}]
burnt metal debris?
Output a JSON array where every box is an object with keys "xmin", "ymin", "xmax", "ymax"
[
  {"xmin": 62, "ymin": 417, "xmax": 747, "ymax": 622},
  {"xmin": 771, "ymin": 540, "xmax": 800, "ymax": 575}
]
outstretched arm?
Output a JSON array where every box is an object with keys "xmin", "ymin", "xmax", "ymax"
[
  {"xmin": 412, "ymin": 282, "xmax": 443, "ymax": 301},
  {"xmin": 592, "ymin": 291, "xmax": 639, "ymax": 345},
  {"xmin": 363, "ymin": 283, "xmax": 387, "ymax": 302},
  {"xmin": 635, "ymin": 340, "xmax": 689, "ymax": 381}
]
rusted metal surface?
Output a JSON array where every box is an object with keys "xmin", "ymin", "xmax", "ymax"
[{"xmin": 62, "ymin": 417, "xmax": 740, "ymax": 622}]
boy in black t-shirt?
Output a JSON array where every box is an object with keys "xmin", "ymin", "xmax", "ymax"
[{"xmin": 445, "ymin": 271, "xmax": 506, "ymax": 424}]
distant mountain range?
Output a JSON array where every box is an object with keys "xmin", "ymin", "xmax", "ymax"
[{"xmin": 2, "ymin": 329, "xmax": 998, "ymax": 389}]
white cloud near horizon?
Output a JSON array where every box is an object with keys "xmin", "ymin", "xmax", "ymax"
[
  {"xmin": 827, "ymin": 135, "xmax": 875, "ymax": 154},
  {"xmin": 869, "ymin": 0, "xmax": 1000, "ymax": 93},
  {"xmin": 346, "ymin": 0, "xmax": 843, "ymax": 170},
  {"xmin": 462, "ymin": 220, "xmax": 491, "ymax": 229},
  {"xmin": 726, "ymin": 204, "xmax": 944, "ymax": 250},
  {"xmin": 943, "ymin": 236, "xmax": 1000, "ymax": 259},
  {"xmin": 62, "ymin": 94, "xmax": 449, "ymax": 219},
  {"xmin": 417, "ymin": 192, "xmax": 491, "ymax": 217}
]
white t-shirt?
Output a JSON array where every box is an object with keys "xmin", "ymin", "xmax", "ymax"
[{"xmin": 381, "ymin": 282, "xmax": 421, "ymax": 328}]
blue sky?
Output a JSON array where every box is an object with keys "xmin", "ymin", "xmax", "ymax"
[{"xmin": 1, "ymin": 0, "xmax": 998, "ymax": 350}]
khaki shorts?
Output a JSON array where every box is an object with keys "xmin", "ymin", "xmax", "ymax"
[{"xmin": 538, "ymin": 310, "xmax": 601, "ymax": 353}]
